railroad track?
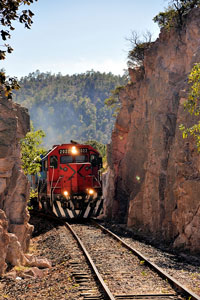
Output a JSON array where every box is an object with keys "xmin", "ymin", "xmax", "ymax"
[
  {"xmin": 64, "ymin": 220, "xmax": 200, "ymax": 300},
  {"xmin": 31, "ymin": 212, "xmax": 200, "ymax": 300}
]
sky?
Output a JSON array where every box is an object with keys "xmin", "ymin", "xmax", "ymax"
[{"xmin": 1, "ymin": 0, "xmax": 167, "ymax": 79}]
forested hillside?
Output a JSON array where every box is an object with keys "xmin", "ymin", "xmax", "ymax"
[{"xmin": 13, "ymin": 70, "xmax": 127, "ymax": 147}]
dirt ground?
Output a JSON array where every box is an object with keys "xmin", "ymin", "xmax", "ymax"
[{"xmin": 0, "ymin": 215, "xmax": 82, "ymax": 300}]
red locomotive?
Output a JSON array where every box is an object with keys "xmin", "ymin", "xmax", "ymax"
[{"xmin": 33, "ymin": 142, "xmax": 103, "ymax": 218}]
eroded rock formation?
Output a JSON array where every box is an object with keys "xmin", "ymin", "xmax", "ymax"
[
  {"xmin": 0, "ymin": 91, "xmax": 32, "ymax": 275},
  {"xmin": 105, "ymin": 8, "xmax": 200, "ymax": 253}
]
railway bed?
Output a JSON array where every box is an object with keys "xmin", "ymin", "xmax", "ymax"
[
  {"xmin": 1, "ymin": 213, "xmax": 199, "ymax": 300},
  {"xmin": 66, "ymin": 220, "xmax": 200, "ymax": 300},
  {"xmin": 99, "ymin": 221, "xmax": 200, "ymax": 298}
]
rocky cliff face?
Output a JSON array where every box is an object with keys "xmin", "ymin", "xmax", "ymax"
[
  {"xmin": 0, "ymin": 91, "xmax": 32, "ymax": 275},
  {"xmin": 106, "ymin": 8, "xmax": 200, "ymax": 253}
]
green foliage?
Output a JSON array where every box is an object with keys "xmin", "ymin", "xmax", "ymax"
[
  {"xmin": 84, "ymin": 140, "xmax": 106, "ymax": 159},
  {"xmin": 179, "ymin": 63, "xmax": 200, "ymax": 151},
  {"xmin": 13, "ymin": 70, "xmax": 127, "ymax": 145},
  {"xmin": 0, "ymin": 1, "xmax": 37, "ymax": 99},
  {"xmin": 0, "ymin": 0, "xmax": 37, "ymax": 60},
  {"xmin": 184, "ymin": 63, "xmax": 200, "ymax": 115},
  {"xmin": 104, "ymin": 85, "xmax": 125, "ymax": 116},
  {"xmin": 127, "ymin": 31, "xmax": 152, "ymax": 68},
  {"xmin": 128, "ymin": 43, "xmax": 150, "ymax": 67},
  {"xmin": 29, "ymin": 188, "xmax": 38, "ymax": 200},
  {"xmin": 153, "ymin": 6, "xmax": 178, "ymax": 30},
  {"xmin": 20, "ymin": 124, "xmax": 46, "ymax": 175},
  {"xmin": 153, "ymin": 0, "xmax": 200, "ymax": 30},
  {"xmin": 179, "ymin": 122, "xmax": 200, "ymax": 150},
  {"xmin": 0, "ymin": 69, "xmax": 20, "ymax": 99}
]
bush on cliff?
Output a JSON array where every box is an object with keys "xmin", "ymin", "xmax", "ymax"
[
  {"xmin": 127, "ymin": 31, "xmax": 152, "ymax": 68},
  {"xmin": 153, "ymin": 0, "xmax": 200, "ymax": 30},
  {"xmin": 180, "ymin": 63, "xmax": 200, "ymax": 151}
]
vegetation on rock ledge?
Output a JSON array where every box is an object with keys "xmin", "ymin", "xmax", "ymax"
[
  {"xmin": 180, "ymin": 63, "xmax": 200, "ymax": 151},
  {"xmin": 153, "ymin": 0, "xmax": 200, "ymax": 30},
  {"xmin": 127, "ymin": 31, "xmax": 152, "ymax": 68}
]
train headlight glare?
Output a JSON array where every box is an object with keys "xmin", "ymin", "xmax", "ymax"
[
  {"xmin": 63, "ymin": 191, "xmax": 69, "ymax": 197},
  {"xmin": 71, "ymin": 146, "xmax": 78, "ymax": 154},
  {"xmin": 88, "ymin": 189, "xmax": 94, "ymax": 195}
]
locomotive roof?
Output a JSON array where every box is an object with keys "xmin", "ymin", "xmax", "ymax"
[{"xmin": 41, "ymin": 143, "xmax": 100, "ymax": 160}]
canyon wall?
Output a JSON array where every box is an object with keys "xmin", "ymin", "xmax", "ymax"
[
  {"xmin": 0, "ymin": 91, "xmax": 32, "ymax": 275},
  {"xmin": 105, "ymin": 8, "xmax": 200, "ymax": 253}
]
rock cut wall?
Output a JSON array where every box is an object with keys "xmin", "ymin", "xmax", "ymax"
[
  {"xmin": 0, "ymin": 91, "xmax": 32, "ymax": 275},
  {"xmin": 105, "ymin": 8, "xmax": 200, "ymax": 253}
]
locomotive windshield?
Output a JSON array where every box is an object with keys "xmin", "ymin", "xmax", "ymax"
[
  {"xmin": 60, "ymin": 156, "xmax": 73, "ymax": 163},
  {"xmin": 75, "ymin": 155, "xmax": 87, "ymax": 163},
  {"xmin": 60, "ymin": 155, "xmax": 88, "ymax": 164}
]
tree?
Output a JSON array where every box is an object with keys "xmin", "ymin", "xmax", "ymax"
[
  {"xmin": 84, "ymin": 140, "xmax": 106, "ymax": 159},
  {"xmin": 0, "ymin": 0, "xmax": 37, "ymax": 60},
  {"xmin": 127, "ymin": 31, "xmax": 152, "ymax": 68},
  {"xmin": 20, "ymin": 124, "xmax": 46, "ymax": 175},
  {"xmin": 179, "ymin": 63, "xmax": 200, "ymax": 151},
  {"xmin": 13, "ymin": 70, "xmax": 127, "ymax": 145},
  {"xmin": 84, "ymin": 139, "xmax": 107, "ymax": 169},
  {"xmin": 104, "ymin": 85, "xmax": 125, "ymax": 117},
  {"xmin": 0, "ymin": 0, "xmax": 37, "ymax": 98},
  {"xmin": 0, "ymin": 69, "xmax": 20, "ymax": 98},
  {"xmin": 153, "ymin": 0, "xmax": 200, "ymax": 30}
]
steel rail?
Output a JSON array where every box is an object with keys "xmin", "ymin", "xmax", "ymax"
[
  {"xmin": 92, "ymin": 220, "xmax": 200, "ymax": 300},
  {"xmin": 64, "ymin": 221, "xmax": 115, "ymax": 300},
  {"xmin": 114, "ymin": 295, "xmax": 177, "ymax": 299}
]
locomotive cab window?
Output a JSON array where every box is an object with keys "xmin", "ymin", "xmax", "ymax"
[
  {"xmin": 50, "ymin": 156, "xmax": 58, "ymax": 168},
  {"xmin": 60, "ymin": 155, "xmax": 88, "ymax": 163},
  {"xmin": 75, "ymin": 155, "xmax": 87, "ymax": 163},
  {"xmin": 90, "ymin": 154, "xmax": 98, "ymax": 166},
  {"xmin": 60, "ymin": 155, "xmax": 73, "ymax": 164}
]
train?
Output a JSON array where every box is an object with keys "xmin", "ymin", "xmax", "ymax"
[{"xmin": 31, "ymin": 142, "xmax": 104, "ymax": 218}]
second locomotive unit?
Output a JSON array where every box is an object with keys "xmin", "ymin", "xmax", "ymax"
[{"xmin": 33, "ymin": 142, "xmax": 103, "ymax": 218}]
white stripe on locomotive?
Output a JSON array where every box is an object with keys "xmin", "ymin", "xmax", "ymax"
[{"xmin": 83, "ymin": 204, "xmax": 91, "ymax": 218}]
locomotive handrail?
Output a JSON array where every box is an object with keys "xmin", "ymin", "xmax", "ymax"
[
  {"xmin": 50, "ymin": 166, "xmax": 55, "ymax": 193},
  {"xmin": 50, "ymin": 176, "xmax": 63, "ymax": 207},
  {"xmin": 52, "ymin": 176, "xmax": 63, "ymax": 194},
  {"xmin": 49, "ymin": 165, "xmax": 55, "ymax": 207}
]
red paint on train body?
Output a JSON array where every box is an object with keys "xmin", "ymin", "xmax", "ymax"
[{"xmin": 35, "ymin": 143, "xmax": 103, "ymax": 218}]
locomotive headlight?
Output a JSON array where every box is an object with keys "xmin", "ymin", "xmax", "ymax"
[
  {"xmin": 71, "ymin": 146, "xmax": 78, "ymax": 155},
  {"xmin": 88, "ymin": 188, "xmax": 94, "ymax": 195},
  {"xmin": 63, "ymin": 190, "xmax": 69, "ymax": 197}
]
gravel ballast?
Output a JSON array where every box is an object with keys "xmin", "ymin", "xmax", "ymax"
[
  {"xmin": 0, "ymin": 215, "xmax": 199, "ymax": 299},
  {"xmin": 102, "ymin": 222, "xmax": 200, "ymax": 297}
]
